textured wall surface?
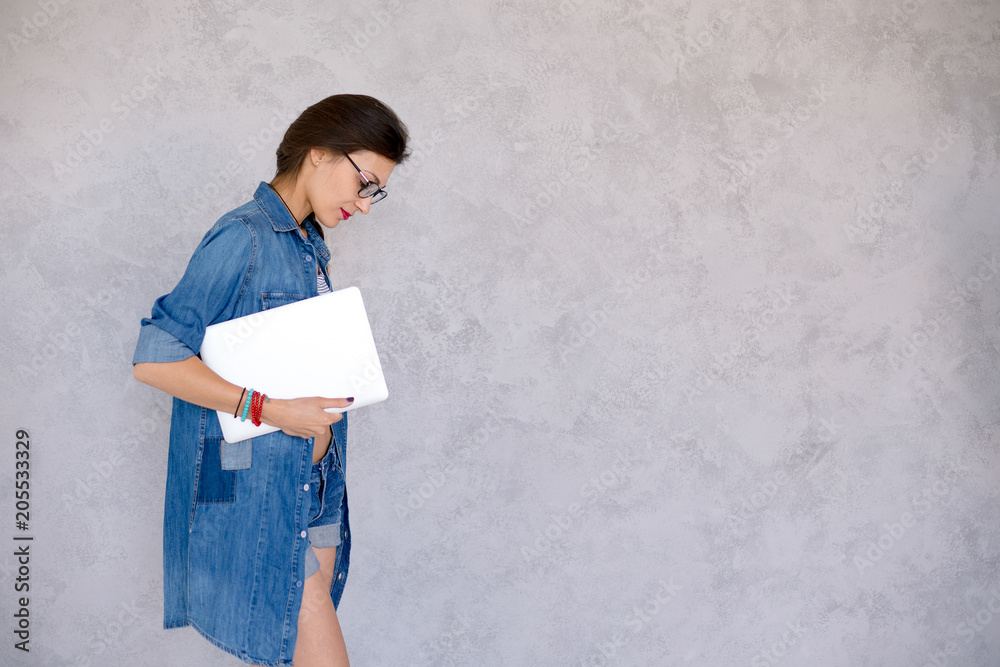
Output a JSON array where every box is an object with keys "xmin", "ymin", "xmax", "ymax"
[{"xmin": 1, "ymin": 0, "xmax": 999, "ymax": 665}]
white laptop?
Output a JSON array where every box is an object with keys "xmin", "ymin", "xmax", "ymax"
[{"xmin": 199, "ymin": 286, "xmax": 388, "ymax": 443}]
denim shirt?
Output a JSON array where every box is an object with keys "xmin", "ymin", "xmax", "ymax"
[{"xmin": 132, "ymin": 182, "xmax": 351, "ymax": 666}]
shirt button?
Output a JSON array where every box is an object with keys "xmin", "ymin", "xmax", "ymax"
[
  {"xmin": 300, "ymin": 530, "xmax": 307, "ymax": 538},
  {"xmin": 304, "ymin": 255, "xmax": 312, "ymax": 262},
  {"xmin": 296, "ymin": 580, "xmax": 302, "ymax": 588},
  {"xmin": 303, "ymin": 484, "xmax": 310, "ymax": 491},
  {"xmin": 337, "ymin": 573, "xmax": 343, "ymax": 581}
]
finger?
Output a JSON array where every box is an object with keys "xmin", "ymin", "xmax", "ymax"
[
  {"xmin": 320, "ymin": 412, "xmax": 343, "ymax": 426},
  {"xmin": 319, "ymin": 397, "xmax": 355, "ymax": 408}
]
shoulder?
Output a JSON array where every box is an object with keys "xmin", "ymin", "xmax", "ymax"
[
  {"xmin": 188, "ymin": 188, "xmax": 292, "ymax": 265},
  {"xmin": 196, "ymin": 208, "xmax": 258, "ymax": 256}
]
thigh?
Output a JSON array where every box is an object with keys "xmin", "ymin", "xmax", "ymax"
[
  {"xmin": 299, "ymin": 545, "xmax": 338, "ymax": 616},
  {"xmin": 300, "ymin": 546, "xmax": 335, "ymax": 615},
  {"xmin": 312, "ymin": 544, "xmax": 338, "ymax": 582},
  {"xmin": 295, "ymin": 546, "xmax": 349, "ymax": 666}
]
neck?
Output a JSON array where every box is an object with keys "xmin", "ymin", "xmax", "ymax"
[{"xmin": 269, "ymin": 179, "xmax": 311, "ymax": 227}]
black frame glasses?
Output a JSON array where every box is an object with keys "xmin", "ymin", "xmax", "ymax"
[{"xmin": 344, "ymin": 153, "xmax": 387, "ymax": 203}]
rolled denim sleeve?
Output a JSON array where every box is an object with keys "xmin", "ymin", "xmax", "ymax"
[
  {"xmin": 132, "ymin": 219, "xmax": 255, "ymax": 365},
  {"xmin": 132, "ymin": 322, "xmax": 198, "ymax": 364}
]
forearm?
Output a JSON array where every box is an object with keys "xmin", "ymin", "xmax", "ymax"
[
  {"xmin": 133, "ymin": 356, "xmax": 245, "ymax": 416},
  {"xmin": 134, "ymin": 356, "xmax": 350, "ymax": 440}
]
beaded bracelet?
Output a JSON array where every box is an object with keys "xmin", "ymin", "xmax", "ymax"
[
  {"xmin": 250, "ymin": 391, "xmax": 261, "ymax": 426},
  {"xmin": 240, "ymin": 387, "xmax": 254, "ymax": 422},
  {"xmin": 251, "ymin": 391, "xmax": 269, "ymax": 427},
  {"xmin": 233, "ymin": 387, "xmax": 247, "ymax": 418}
]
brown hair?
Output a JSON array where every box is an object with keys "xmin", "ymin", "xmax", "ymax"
[{"xmin": 270, "ymin": 94, "xmax": 410, "ymax": 237}]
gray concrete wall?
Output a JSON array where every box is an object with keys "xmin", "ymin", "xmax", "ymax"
[{"xmin": 1, "ymin": 0, "xmax": 998, "ymax": 665}]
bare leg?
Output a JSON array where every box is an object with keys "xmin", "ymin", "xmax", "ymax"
[{"xmin": 293, "ymin": 545, "xmax": 349, "ymax": 667}]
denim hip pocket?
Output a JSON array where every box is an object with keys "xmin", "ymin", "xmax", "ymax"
[{"xmin": 308, "ymin": 462, "xmax": 324, "ymax": 524}]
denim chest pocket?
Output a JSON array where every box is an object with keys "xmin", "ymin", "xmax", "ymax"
[{"xmin": 261, "ymin": 292, "xmax": 307, "ymax": 311}]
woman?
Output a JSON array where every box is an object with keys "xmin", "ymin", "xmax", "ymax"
[{"xmin": 132, "ymin": 94, "xmax": 409, "ymax": 666}]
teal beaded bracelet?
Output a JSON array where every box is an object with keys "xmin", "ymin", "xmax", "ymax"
[{"xmin": 240, "ymin": 387, "xmax": 254, "ymax": 422}]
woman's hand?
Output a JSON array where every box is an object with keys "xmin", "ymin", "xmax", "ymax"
[{"xmin": 260, "ymin": 396, "xmax": 354, "ymax": 439}]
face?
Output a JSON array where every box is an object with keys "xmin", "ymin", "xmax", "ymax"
[{"xmin": 306, "ymin": 148, "xmax": 396, "ymax": 228}]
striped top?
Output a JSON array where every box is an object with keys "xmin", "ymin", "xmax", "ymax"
[{"xmin": 317, "ymin": 271, "xmax": 331, "ymax": 294}]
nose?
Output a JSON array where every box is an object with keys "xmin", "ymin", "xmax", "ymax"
[{"xmin": 355, "ymin": 198, "xmax": 371, "ymax": 215}]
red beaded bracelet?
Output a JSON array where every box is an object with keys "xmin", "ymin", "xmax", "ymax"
[
  {"xmin": 257, "ymin": 392, "xmax": 269, "ymax": 426},
  {"xmin": 251, "ymin": 390, "xmax": 268, "ymax": 427},
  {"xmin": 250, "ymin": 390, "xmax": 261, "ymax": 427}
]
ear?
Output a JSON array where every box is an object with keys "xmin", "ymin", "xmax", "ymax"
[{"xmin": 308, "ymin": 147, "xmax": 327, "ymax": 166}]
